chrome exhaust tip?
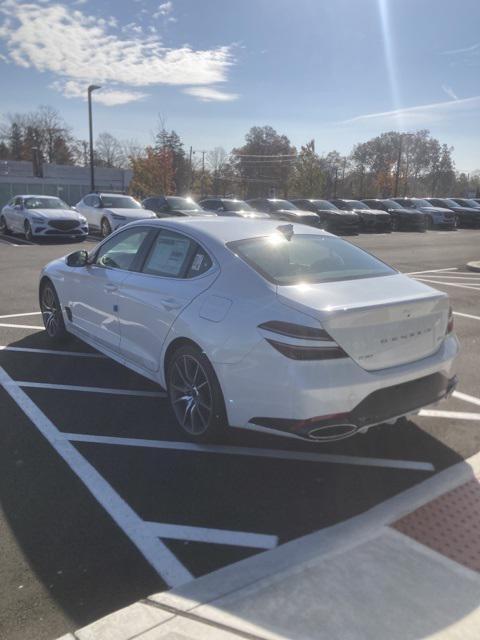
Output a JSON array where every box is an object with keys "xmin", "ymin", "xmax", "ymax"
[{"xmin": 308, "ymin": 423, "xmax": 358, "ymax": 442}]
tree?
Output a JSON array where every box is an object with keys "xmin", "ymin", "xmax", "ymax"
[
  {"xmin": 289, "ymin": 140, "xmax": 324, "ymax": 197},
  {"xmin": 95, "ymin": 132, "xmax": 125, "ymax": 168},
  {"xmin": 129, "ymin": 146, "xmax": 175, "ymax": 198},
  {"xmin": 232, "ymin": 126, "xmax": 296, "ymax": 198},
  {"xmin": 154, "ymin": 121, "xmax": 187, "ymax": 194}
]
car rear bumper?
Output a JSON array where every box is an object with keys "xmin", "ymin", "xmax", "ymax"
[{"xmin": 214, "ymin": 333, "xmax": 459, "ymax": 441}]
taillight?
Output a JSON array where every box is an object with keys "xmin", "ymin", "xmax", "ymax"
[
  {"xmin": 447, "ymin": 306, "xmax": 454, "ymax": 334},
  {"xmin": 259, "ymin": 320, "xmax": 348, "ymax": 360}
]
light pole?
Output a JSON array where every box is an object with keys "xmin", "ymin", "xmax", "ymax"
[{"xmin": 87, "ymin": 85, "xmax": 101, "ymax": 192}]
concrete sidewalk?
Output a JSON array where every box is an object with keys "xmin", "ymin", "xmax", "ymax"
[{"xmin": 59, "ymin": 452, "xmax": 480, "ymax": 640}]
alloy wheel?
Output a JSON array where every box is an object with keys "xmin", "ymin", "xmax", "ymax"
[
  {"xmin": 170, "ymin": 354, "xmax": 213, "ymax": 436},
  {"xmin": 41, "ymin": 285, "xmax": 60, "ymax": 338},
  {"xmin": 24, "ymin": 221, "xmax": 33, "ymax": 241},
  {"xmin": 0, "ymin": 216, "xmax": 8, "ymax": 235},
  {"xmin": 101, "ymin": 218, "xmax": 112, "ymax": 238}
]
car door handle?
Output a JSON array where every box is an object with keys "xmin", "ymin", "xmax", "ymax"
[{"xmin": 104, "ymin": 284, "xmax": 118, "ymax": 293}]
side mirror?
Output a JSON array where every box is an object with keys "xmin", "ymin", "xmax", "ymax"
[{"xmin": 66, "ymin": 250, "xmax": 89, "ymax": 267}]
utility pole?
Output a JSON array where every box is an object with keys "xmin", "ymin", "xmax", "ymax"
[
  {"xmin": 87, "ymin": 85, "xmax": 101, "ymax": 192},
  {"xmin": 189, "ymin": 146, "xmax": 193, "ymax": 192},
  {"xmin": 333, "ymin": 166, "xmax": 339, "ymax": 198},
  {"xmin": 199, "ymin": 150, "xmax": 207, "ymax": 197},
  {"xmin": 394, "ymin": 135, "xmax": 402, "ymax": 197}
]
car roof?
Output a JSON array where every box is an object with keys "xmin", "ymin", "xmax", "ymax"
[
  {"xmin": 16, "ymin": 194, "xmax": 61, "ymax": 199},
  {"xmin": 122, "ymin": 216, "xmax": 329, "ymax": 245}
]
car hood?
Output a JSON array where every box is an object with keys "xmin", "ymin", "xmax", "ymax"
[
  {"xmin": 27, "ymin": 208, "xmax": 82, "ymax": 220},
  {"xmin": 276, "ymin": 209, "xmax": 318, "ymax": 218},
  {"xmin": 174, "ymin": 209, "xmax": 217, "ymax": 216},
  {"xmin": 388, "ymin": 207, "xmax": 421, "ymax": 215},
  {"xmin": 452, "ymin": 207, "xmax": 480, "ymax": 214},
  {"xmin": 420, "ymin": 206, "xmax": 453, "ymax": 214},
  {"xmin": 106, "ymin": 207, "xmax": 157, "ymax": 218},
  {"xmin": 351, "ymin": 208, "xmax": 388, "ymax": 216}
]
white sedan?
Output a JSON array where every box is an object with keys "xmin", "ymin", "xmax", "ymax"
[
  {"xmin": 75, "ymin": 192, "xmax": 157, "ymax": 237},
  {"xmin": 1, "ymin": 195, "xmax": 88, "ymax": 241},
  {"xmin": 39, "ymin": 217, "xmax": 459, "ymax": 442}
]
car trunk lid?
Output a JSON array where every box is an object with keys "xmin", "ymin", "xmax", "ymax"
[{"xmin": 276, "ymin": 274, "xmax": 449, "ymax": 370}]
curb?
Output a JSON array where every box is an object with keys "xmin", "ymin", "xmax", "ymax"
[
  {"xmin": 466, "ymin": 261, "xmax": 480, "ymax": 273},
  {"xmin": 58, "ymin": 451, "xmax": 480, "ymax": 640}
]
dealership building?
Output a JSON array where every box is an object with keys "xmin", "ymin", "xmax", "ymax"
[{"xmin": 0, "ymin": 160, "xmax": 132, "ymax": 207}]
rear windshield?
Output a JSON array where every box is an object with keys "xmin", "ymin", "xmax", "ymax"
[
  {"xmin": 223, "ymin": 200, "xmax": 254, "ymax": 211},
  {"xmin": 227, "ymin": 233, "xmax": 396, "ymax": 285}
]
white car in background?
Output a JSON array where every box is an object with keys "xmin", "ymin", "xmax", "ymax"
[
  {"xmin": 0, "ymin": 195, "xmax": 88, "ymax": 241},
  {"xmin": 39, "ymin": 217, "xmax": 458, "ymax": 443},
  {"xmin": 76, "ymin": 192, "xmax": 157, "ymax": 237}
]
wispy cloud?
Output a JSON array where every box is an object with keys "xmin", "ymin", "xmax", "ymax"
[
  {"xmin": 341, "ymin": 96, "xmax": 480, "ymax": 127},
  {"xmin": 153, "ymin": 1, "xmax": 173, "ymax": 19},
  {"xmin": 183, "ymin": 86, "xmax": 239, "ymax": 102},
  {"xmin": 0, "ymin": 0, "xmax": 235, "ymax": 106},
  {"xmin": 441, "ymin": 42, "xmax": 480, "ymax": 56},
  {"xmin": 441, "ymin": 84, "xmax": 458, "ymax": 101}
]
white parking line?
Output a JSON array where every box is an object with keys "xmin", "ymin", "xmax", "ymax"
[
  {"xmin": 0, "ymin": 365, "xmax": 192, "ymax": 587},
  {"xmin": 0, "ymin": 323, "xmax": 44, "ymax": 330},
  {"xmin": 454, "ymin": 311, "xmax": 480, "ymax": 322},
  {"xmin": 0, "ymin": 346, "xmax": 104, "ymax": 358},
  {"xmin": 0, "ymin": 312, "xmax": 42, "ymax": 319},
  {"xmin": 413, "ymin": 278, "xmax": 480, "ymax": 291},
  {"xmin": 64, "ymin": 433, "xmax": 435, "ymax": 471},
  {"xmin": 144, "ymin": 522, "xmax": 278, "ymax": 550},
  {"xmin": 405, "ymin": 268, "xmax": 458, "ymax": 275},
  {"xmin": 415, "ymin": 274, "xmax": 480, "ymax": 280},
  {"xmin": 17, "ymin": 381, "xmax": 166, "ymax": 397},
  {"xmin": 453, "ymin": 391, "xmax": 480, "ymax": 408},
  {"xmin": 419, "ymin": 409, "xmax": 480, "ymax": 421}
]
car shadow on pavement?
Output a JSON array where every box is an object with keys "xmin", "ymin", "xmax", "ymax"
[{"xmin": 0, "ymin": 331, "xmax": 478, "ymax": 640}]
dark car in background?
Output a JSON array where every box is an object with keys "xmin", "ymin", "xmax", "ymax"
[
  {"xmin": 391, "ymin": 198, "xmax": 457, "ymax": 230},
  {"xmin": 247, "ymin": 198, "xmax": 322, "ymax": 227},
  {"xmin": 362, "ymin": 198, "xmax": 426, "ymax": 231},
  {"xmin": 142, "ymin": 195, "xmax": 216, "ymax": 217},
  {"xmin": 290, "ymin": 198, "xmax": 360, "ymax": 235},
  {"xmin": 330, "ymin": 199, "xmax": 391, "ymax": 232},
  {"xmin": 199, "ymin": 197, "xmax": 270, "ymax": 218},
  {"xmin": 426, "ymin": 198, "xmax": 480, "ymax": 228},
  {"xmin": 452, "ymin": 198, "xmax": 480, "ymax": 210}
]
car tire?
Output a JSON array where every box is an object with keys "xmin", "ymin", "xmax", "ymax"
[
  {"xmin": 24, "ymin": 220, "xmax": 33, "ymax": 241},
  {"xmin": 167, "ymin": 344, "xmax": 227, "ymax": 442},
  {"xmin": 0, "ymin": 215, "xmax": 11, "ymax": 235},
  {"xmin": 40, "ymin": 280, "xmax": 67, "ymax": 341},
  {"xmin": 101, "ymin": 217, "xmax": 112, "ymax": 238}
]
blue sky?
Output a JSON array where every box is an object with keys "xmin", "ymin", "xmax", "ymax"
[{"xmin": 0, "ymin": 0, "xmax": 479, "ymax": 170}]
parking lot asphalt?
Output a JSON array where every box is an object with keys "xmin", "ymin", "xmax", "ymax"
[{"xmin": 1, "ymin": 229, "xmax": 480, "ymax": 640}]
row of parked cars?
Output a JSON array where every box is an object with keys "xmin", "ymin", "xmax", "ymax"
[{"xmin": 1, "ymin": 192, "xmax": 480, "ymax": 241}]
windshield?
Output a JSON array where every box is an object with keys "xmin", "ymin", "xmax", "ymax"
[
  {"xmin": 461, "ymin": 199, "xmax": 480, "ymax": 208},
  {"xmin": 381, "ymin": 199, "xmax": 403, "ymax": 209},
  {"xmin": 166, "ymin": 196, "xmax": 202, "ymax": 211},
  {"xmin": 227, "ymin": 233, "xmax": 395, "ymax": 285},
  {"xmin": 413, "ymin": 199, "xmax": 433, "ymax": 207},
  {"xmin": 24, "ymin": 197, "xmax": 70, "ymax": 210},
  {"xmin": 347, "ymin": 200, "xmax": 369, "ymax": 209},
  {"xmin": 311, "ymin": 200, "xmax": 338, "ymax": 210},
  {"xmin": 101, "ymin": 195, "xmax": 142, "ymax": 209},
  {"xmin": 439, "ymin": 198, "xmax": 459, "ymax": 208},
  {"xmin": 223, "ymin": 200, "xmax": 254, "ymax": 211},
  {"xmin": 268, "ymin": 200, "xmax": 298, "ymax": 211}
]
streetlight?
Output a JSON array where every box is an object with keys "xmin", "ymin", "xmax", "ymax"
[{"xmin": 87, "ymin": 84, "xmax": 101, "ymax": 192}]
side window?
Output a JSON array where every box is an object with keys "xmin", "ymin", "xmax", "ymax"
[
  {"xmin": 83, "ymin": 195, "xmax": 92, "ymax": 206},
  {"xmin": 95, "ymin": 228, "xmax": 150, "ymax": 270},
  {"xmin": 14, "ymin": 196, "xmax": 23, "ymax": 206},
  {"xmin": 92, "ymin": 195, "xmax": 101, "ymax": 208},
  {"xmin": 186, "ymin": 246, "xmax": 212, "ymax": 278},
  {"xmin": 142, "ymin": 230, "xmax": 197, "ymax": 278}
]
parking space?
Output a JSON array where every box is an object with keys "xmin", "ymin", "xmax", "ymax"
[{"xmin": 1, "ymin": 229, "xmax": 480, "ymax": 640}]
